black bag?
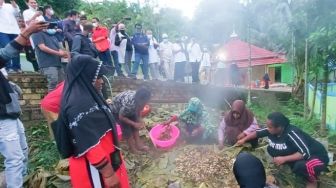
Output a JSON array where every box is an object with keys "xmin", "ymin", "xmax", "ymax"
[
  {"xmin": 0, "ymin": 89, "xmax": 21, "ymax": 119},
  {"xmin": 51, "ymin": 117, "xmax": 74, "ymax": 158}
]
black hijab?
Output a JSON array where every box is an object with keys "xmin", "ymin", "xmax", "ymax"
[
  {"xmin": 233, "ymin": 152, "xmax": 266, "ymax": 188},
  {"xmin": 59, "ymin": 53, "xmax": 118, "ymax": 157}
]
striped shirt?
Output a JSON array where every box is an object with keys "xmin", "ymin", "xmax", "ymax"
[{"xmin": 256, "ymin": 125, "xmax": 328, "ymax": 162}]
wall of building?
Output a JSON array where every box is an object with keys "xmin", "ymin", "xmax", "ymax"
[{"xmin": 308, "ymin": 83, "xmax": 336, "ymax": 131}]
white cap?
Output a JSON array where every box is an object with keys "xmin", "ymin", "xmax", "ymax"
[
  {"xmin": 0, "ymin": 68, "xmax": 8, "ymax": 78},
  {"xmin": 162, "ymin": 33, "xmax": 168, "ymax": 38}
]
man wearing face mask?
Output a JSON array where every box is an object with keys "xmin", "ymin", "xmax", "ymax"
[
  {"xmin": 92, "ymin": 17, "xmax": 115, "ymax": 75},
  {"xmin": 63, "ymin": 10, "xmax": 81, "ymax": 50},
  {"xmin": 115, "ymin": 23, "xmax": 132, "ymax": 77},
  {"xmin": 131, "ymin": 23, "xmax": 150, "ymax": 80},
  {"xmin": 43, "ymin": 5, "xmax": 64, "ymax": 43},
  {"xmin": 31, "ymin": 27, "xmax": 67, "ymax": 92},
  {"xmin": 159, "ymin": 33, "xmax": 174, "ymax": 80}
]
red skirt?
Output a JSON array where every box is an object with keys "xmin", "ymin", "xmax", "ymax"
[{"xmin": 69, "ymin": 131, "xmax": 130, "ymax": 188}]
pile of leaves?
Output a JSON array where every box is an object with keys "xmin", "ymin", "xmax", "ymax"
[{"xmin": 175, "ymin": 147, "xmax": 235, "ymax": 183}]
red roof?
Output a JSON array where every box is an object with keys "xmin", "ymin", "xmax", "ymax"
[{"xmin": 217, "ymin": 37, "xmax": 287, "ymax": 67}]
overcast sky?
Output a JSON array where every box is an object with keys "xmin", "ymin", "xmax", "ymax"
[{"xmin": 86, "ymin": 0, "xmax": 201, "ymax": 19}]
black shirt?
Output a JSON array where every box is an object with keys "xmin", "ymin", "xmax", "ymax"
[{"xmin": 256, "ymin": 125, "xmax": 329, "ymax": 163}]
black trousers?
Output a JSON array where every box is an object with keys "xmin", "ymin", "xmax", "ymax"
[
  {"xmin": 174, "ymin": 61, "xmax": 186, "ymax": 82},
  {"xmin": 191, "ymin": 62, "xmax": 200, "ymax": 83}
]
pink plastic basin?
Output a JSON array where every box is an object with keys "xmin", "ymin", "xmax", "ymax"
[
  {"xmin": 116, "ymin": 124, "xmax": 122, "ymax": 141},
  {"xmin": 149, "ymin": 124, "xmax": 180, "ymax": 149}
]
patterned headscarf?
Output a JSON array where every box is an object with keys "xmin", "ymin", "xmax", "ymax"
[{"xmin": 179, "ymin": 97, "xmax": 216, "ymax": 139}]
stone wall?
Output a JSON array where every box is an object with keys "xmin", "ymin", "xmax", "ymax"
[
  {"xmin": 8, "ymin": 73, "xmax": 48, "ymax": 122},
  {"xmin": 7, "ymin": 73, "xmax": 292, "ymax": 122}
]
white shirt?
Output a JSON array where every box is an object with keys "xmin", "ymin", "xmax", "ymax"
[
  {"xmin": 159, "ymin": 41, "xmax": 174, "ymax": 59},
  {"xmin": 173, "ymin": 43, "xmax": 187, "ymax": 63},
  {"xmin": 148, "ymin": 37, "xmax": 160, "ymax": 64},
  {"xmin": 23, "ymin": 8, "xmax": 44, "ymax": 49},
  {"xmin": 187, "ymin": 42, "xmax": 202, "ymax": 62},
  {"xmin": 109, "ymin": 27, "xmax": 117, "ymax": 51},
  {"xmin": 23, "ymin": 8, "xmax": 45, "ymax": 26},
  {"xmin": 200, "ymin": 52, "xmax": 211, "ymax": 68},
  {"xmin": 0, "ymin": 3, "xmax": 20, "ymax": 34}
]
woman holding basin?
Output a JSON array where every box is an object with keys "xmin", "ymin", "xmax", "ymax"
[{"xmin": 163, "ymin": 97, "xmax": 216, "ymax": 142}]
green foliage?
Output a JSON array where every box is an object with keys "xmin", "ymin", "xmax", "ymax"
[
  {"xmin": 250, "ymin": 99, "xmax": 320, "ymax": 135},
  {"xmin": 77, "ymin": 0, "xmax": 188, "ymax": 40},
  {"xmin": 26, "ymin": 123, "xmax": 59, "ymax": 172},
  {"xmin": 16, "ymin": 0, "xmax": 80, "ymax": 17}
]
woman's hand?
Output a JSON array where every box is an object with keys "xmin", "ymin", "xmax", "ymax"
[
  {"xmin": 236, "ymin": 132, "xmax": 246, "ymax": 140},
  {"xmin": 273, "ymin": 156, "xmax": 287, "ymax": 166},
  {"xmin": 236, "ymin": 139, "xmax": 245, "ymax": 146},
  {"xmin": 104, "ymin": 173, "xmax": 120, "ymax": 188},
  {"xmin": 134, "ymin": 122, "xmax": 145, "ymax": 130}
]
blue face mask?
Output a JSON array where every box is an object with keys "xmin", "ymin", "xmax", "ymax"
[{"xmin": 46, "ymin": 29, "xmax": 57, "ymax": 35}]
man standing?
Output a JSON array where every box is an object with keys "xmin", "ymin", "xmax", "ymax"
[
  {"xmin": 92, "ymin": 17, "xmax": 114, "ymax": 74},
  {"xmin": 71, "ymin": 22, "xmax": 98, "ymax": 58},
  {"xmin": 115, "ymin": 23, "xmax": 132, "ymax": 77},
  {"xmin": 146, "ymin": 30, "xmax": 160, "ymax": 80},
  {"xmin": 159, "ymin": 33, "xmax": 174, "ymax": 80},
  {"xmin": 173, "ymin": 37, "xmax": 187, "ymax": 82},
  {"xmin": 187, "ymin": 37, "xmax": 202, "ymax": 83},
  {"xmin": 109, "ymin": 23, "xmax": 125, "ymax": 77},
  {"xmin": 0, "ymin": 0, "xmax": 22, "ymax": 73},
  {"xmin": 63, "ymin": 10, "xmax": 80, "ymax": 50},
  {"xmin": 23, "ymin": 0, "xmax": 45, "ymax": 26},
  {"xmin": 32, "ymin": 28, "xmax": 67, "ymax": 92},
  {"xmin": 131, "ymin": 24, "xmax": 149, "ymax": 80},
  {"xmin": 0, "ymin": 70, "xmax": 28, "ymax": 188}
]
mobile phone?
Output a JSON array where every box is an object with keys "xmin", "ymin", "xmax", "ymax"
[{"xmin": 48, "ymin": 22, "xmax": 58, "ymax": 29}]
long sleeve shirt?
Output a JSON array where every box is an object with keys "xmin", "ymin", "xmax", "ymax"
[
  {"xmin": 0, "ymin": 40, "xmax": 23, "ymax": 63},
  {"xmin": 218, "ymin": 117, "xmax": 259, "ymax": 142},
  {"xmin": 256, "ymin": 125, "xmax": 329, "ymax": 163}
]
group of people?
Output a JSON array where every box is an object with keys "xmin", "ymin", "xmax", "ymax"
[
  {"xmin": 1, "ymin": 0, "xmax": 214, "ymax": 96},
  {"xmin": 162, "ymin": 98, "xmax": 329, "ymax": 188}
]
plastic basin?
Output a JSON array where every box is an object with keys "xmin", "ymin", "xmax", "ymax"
[
  {"xmin": 149, "ymin": 124, "xmax": 180, "ymax": 149},
  {"xmin": 116, "ymin": 124, "xmax": 122, "ymax": 141}
]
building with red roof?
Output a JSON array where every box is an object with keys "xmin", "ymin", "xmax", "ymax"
[{"xmin": 215, "ymin": 33, "xmax": 293, "ymax": 86}]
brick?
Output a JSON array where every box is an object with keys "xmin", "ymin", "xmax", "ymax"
[
  {"xmin": 22, "ymin": 89, "xmax": 32, "ymax": 94},
  {"xmin": 22, "ymin": 94, "xmax": 41, "ymax": 100},
  {"xmin": 28, "ymin": 100, "xmax": 41, "ymax": 105}
]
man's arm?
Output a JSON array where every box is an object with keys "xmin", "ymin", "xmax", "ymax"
[
  {"xmin": 38, "ymin": 43, "xmax": 64, "ymax": 57},
  {"xmin": 0, "ymin": 21, "xmax": 48, "ymax": 63}
]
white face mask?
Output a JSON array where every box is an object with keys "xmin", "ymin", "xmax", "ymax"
[
  {"xmin": 147, "ymin": 35, "xmax": 152, "ymax": 39},
  {"xmin": 49, "ymin": 10, "xmax": 54, "ymax": 15},
  {"xmin": 92, "ymin": 23, "xmax": 98, "ymax": 27},
  {"xmin": 163, "ymin": 38, "xmax": 168, "ymax": 43}
]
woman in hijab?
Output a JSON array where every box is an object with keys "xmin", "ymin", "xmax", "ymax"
[
  {"xmin": 57, "ymin": 53, "xmax": 129, "ymax": 188},
  {"xmin": 234, "ymin": 152, "xmax": 267, "ymax": 188},
  {"xmin": 218, "ymin": 100, "xmax": 259, "ymax": 149},
  {"xmin": 163, "ymin": 97, "xmax": 216, "ymax": 141}
]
